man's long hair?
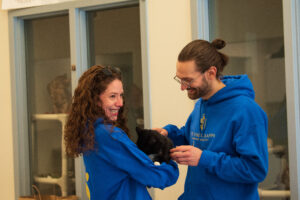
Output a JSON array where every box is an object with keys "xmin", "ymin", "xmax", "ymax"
[{"xmin": 178, "ymin": 38, "xmax": 229, "ymax": 78}]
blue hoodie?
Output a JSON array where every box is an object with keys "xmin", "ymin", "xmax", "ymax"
[
  {"xmin": 164, "ymin": 75, "xmax": 268, "ymax": 200},
  {"xmin": 83, "ymin": 119, "xmax": 179, "ymax": 200}
]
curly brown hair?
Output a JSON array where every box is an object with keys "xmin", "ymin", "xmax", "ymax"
[{"xmin": 64, "ymin": 65, "xmax": 130, "ymax": 157}]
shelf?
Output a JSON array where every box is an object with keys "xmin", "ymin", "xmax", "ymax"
[
  {"xmin": 32, "ymin": 113, "xmax": 68, "ymax": 122},
  {"xmin": 258, "ymin": 188, "xmax": 290, "ymax": 198},
  {"xmin": 31, "ymin": 113, "xmax": 69, "ymax": 196}
]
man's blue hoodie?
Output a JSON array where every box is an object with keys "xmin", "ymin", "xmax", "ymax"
[{"xmin": 164, "ymin": 75, "xmax": 268, "ymax": 200}]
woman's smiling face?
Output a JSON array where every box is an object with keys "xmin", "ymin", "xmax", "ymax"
[{"xmin": 99, "ymin": 79, "xmax": 124, "ymax": 121}]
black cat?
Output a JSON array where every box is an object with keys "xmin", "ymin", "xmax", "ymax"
[{"xmin": 136, "ymin": 127, "xmax": 174, "ymax": 164}]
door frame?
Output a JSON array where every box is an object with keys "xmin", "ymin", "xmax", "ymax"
[
  {"xmin": 190, "ymin": 0, "xmax": 300, "ymax": 198},
  {"xmin": 8, "ymin": 0, "xmax": 149, "ymax": 199}
]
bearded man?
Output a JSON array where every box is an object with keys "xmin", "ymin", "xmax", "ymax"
[{"xmin": 155, "ymin": 39, "xmax": 268, "ymax": 200}]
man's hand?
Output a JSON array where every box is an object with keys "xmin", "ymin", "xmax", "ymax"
[
  {"xmin": 152, "ymin": 128, "xmax": 168, "ymax": 136},
  {"xmin": 170, "ymin": 145, "xmax": 202, "ymax": 166}
]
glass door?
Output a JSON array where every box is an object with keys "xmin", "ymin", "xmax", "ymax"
[
  {"xmin": 86, "ymin": 5, "xmax": 143, "ymax": 141},
  {"xmin": 24, "ymin": 14, "xmax": 75, "ymax": 196},
  {"xmin": 208, "ymin": 0, "xmax": 288, "ymax": 199}
]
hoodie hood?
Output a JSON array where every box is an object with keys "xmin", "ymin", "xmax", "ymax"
[{"xmin": 206, "ymin": 74, "xmax": 255, "ymax": 104}]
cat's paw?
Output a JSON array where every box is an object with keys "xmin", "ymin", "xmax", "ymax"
[{"xmin": 154, "ymin": 161, "xmax": 161, "ymax": 166}]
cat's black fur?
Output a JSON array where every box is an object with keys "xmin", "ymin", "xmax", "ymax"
[{"xmin": 136, "ymin": 127, "xmax": 174, "ymax": 164}]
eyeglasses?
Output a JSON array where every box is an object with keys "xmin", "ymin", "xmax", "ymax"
[{"xmin": 173, "ymin": 73, "xmax": 202, "ymax": 88}]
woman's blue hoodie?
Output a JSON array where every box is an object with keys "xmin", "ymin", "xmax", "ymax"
[
  {"xmin": 164, "ymin": 75, "xmax": 268, "ymax": 200},
  {"xmin": 83, "ymin": 119, "xmax": 179, "ymax": 200}
]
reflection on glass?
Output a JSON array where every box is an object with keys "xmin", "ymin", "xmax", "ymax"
[
  {"xmin": 25, "ymin": 15, "xmax": 75, "ymax": 196},
  {"xmin": 87, "ymin": 5, "xmax": 143, "ymax": 141},
  {"xmin": 208, "ymin": 0, "xmax": 289, "ymax": 199}
]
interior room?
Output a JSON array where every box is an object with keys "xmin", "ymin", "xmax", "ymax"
[{"xmin": 1, "ymin": 0, "xmax": 299, "ymax": 199}]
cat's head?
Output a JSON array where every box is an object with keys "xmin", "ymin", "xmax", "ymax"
[
  {"xmin": 136, "ymin": 127, "xmax": 173, "ymax": 155},
  {"xmin": 136, "ymin": 127, "xmax": 162, "ymax": 154}
]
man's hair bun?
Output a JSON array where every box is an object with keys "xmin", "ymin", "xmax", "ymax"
[{"xmin": 211, "ymin": 39, "xmax": 226, "ymax": 50}]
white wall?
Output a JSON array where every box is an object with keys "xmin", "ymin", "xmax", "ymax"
[
  {"xmin": 146, "ymin": 0, "xmax": 194, "ymax": 199},
  {"xmin": 0, "ymin": 0, "xmax": 194, "ymax": 199},
  {"xmin": 0, "ymin": 0, "xmax": 16, "ymax": 199}
]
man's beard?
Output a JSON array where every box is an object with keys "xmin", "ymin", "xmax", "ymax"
[{"xmin": 187, "ymin": 76, "xmax": 211, "ymax": 100}]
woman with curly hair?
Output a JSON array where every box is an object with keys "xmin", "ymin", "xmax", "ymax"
[{"xmin": 64, "ymin": 65, "xmax": 178, "ymax": 200}]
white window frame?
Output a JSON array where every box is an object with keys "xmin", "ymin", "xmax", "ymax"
[
  {"xmin": 8, "ymin": 0, "xmax": 150, "ymax": 199},
  {"xmin": 191, "ymin": 0, "xmax": 300, "ymax": 198},
  {"xmin": 283, "ymin": 0, "xmax": 300, "ymax": 199}
]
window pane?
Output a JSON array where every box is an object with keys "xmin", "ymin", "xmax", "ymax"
[
  {"xmin": 208, "ymin": 0, "xmax": 289, "ymax": 198},
  {"xmin": 87, "ymin": 5, "xmax": 143, "ymax": 141},
  {"xmin": 25, "ymin": 14, "xmax": 75, "ymax": 196}
]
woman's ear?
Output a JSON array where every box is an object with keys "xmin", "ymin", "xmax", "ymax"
[{"xmin": 97, "ymin": 98, "xmax": 102, "ymax": 107}]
